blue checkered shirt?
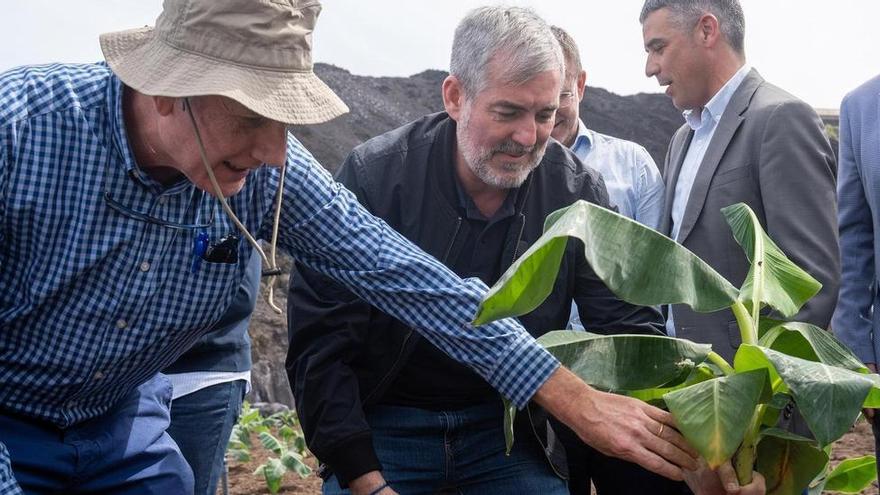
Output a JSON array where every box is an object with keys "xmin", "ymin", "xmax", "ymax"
[{"xmin": 0, "ymin": 63, "xmax": 558, "ymax": 427}]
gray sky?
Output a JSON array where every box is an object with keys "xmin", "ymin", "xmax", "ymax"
[{"xmin": 0, "ymin": 1, "xmax": 875, "ymax": 109}]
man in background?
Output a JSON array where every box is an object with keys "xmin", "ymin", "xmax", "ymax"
[
  {"xmin": 549, "ymin": 26, "xmax": 675, "ymax": 495},
  {"xmin": 550, "ymin": 25, "xmax": 664, "ymax": 336},
  {"xmin": 640, "ymin": 0, "xmax": 838, "ymax": 360},
  {"xmin": 832, "ymin": 73, "xmax": 880, "ymax": 483}
]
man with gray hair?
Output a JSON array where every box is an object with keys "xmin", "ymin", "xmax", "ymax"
[
  {"xmin": 287, "ymin": 6, "xmax": 701, "ymax": 495},
  {"xmin": 0, "ymin": 1, "xmax": 702, "ymax": 493}
]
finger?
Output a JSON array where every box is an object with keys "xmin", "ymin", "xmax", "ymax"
[
  {"xmin": 646, "ymin": 425, "xmax": 700, "ymax": 471},
  {"xmin": 864, "ymin": 408, "xmax": 875, "ymax": 422},
  {"xmin": 630, "ymin": 446, "xmax": 687, "ymax": 481},
  {"xmin": 643, "ymin": 404, "xmax": 675, "ymax": 425},
  {"xmin": 642, "ymin": 406, "xmax": 698, "ymax": 454},
  {"xmin": 716, "ymin": 461, "xmax": 742, "ymax": 494},
  {"xmin": 659, "ymin": 423, "xmax": 700, "ymax": 460}
]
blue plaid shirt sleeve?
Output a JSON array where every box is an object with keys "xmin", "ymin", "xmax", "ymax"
[{"xmin": 268, "ymin": 138, "xmax": 560, "ymax": 408}]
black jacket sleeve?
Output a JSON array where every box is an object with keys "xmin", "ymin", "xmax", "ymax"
[{"xmin": 285, "ymin": 152, "xmax": 382, "ymax": 486}]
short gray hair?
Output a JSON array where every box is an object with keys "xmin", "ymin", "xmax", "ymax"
[
  {"xmin": 450, "ymin": 6, "xmax": 564, "ymax": 98},
  {"xmin": 550, "ymin": 26, "xmax": 582, "ymax": 75},
  {"xmin": 639, "ymin": 0, "xmax": 745, "ymax": 54}
]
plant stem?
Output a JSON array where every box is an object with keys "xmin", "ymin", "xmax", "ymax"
[
  {"xmin": 707, "ymin": 352, "xmax": 735, "ymax": 376},
  {"xmin": 733, "ymin": 404, "xmax": 766, "ymax": 485},
  {"xmin": 732, "ymin": 300, "xmax": 757, "ymax": 346}
]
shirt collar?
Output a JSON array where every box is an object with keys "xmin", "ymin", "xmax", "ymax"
[
  {"xmin": 571, "ymin": 118, "xmax": 593, "ymax": 153},
  {"xmin": 683, "ymin": 64, "xmax": 752, "ymax": 131},
  {"xmin": 107, "ymin": 71, "xmax": 139, "ymax": 176},
  {"xmin": 107, "ymin": 70, "xmax": 194, "ymax": 194}
]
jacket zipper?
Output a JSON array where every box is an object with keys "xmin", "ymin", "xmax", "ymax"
[{"xmin": 363, "ymin": 216, "xmax": 463, "ymax": 404}]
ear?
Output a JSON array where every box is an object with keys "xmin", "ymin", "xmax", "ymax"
[
  {"xmin": 576, "ymin": 69, "xmax": 587, "ymax": 101},
  {"xmin": 696, "ymin": 13, "xmax": 721, "ymax": 47},
  {"xmin": 153, "ymin": 96, "xmax": 177, "ymax": 117},
  {"xmin": 442, "ymin": 75, "xmax": 465, "ymax": 121}
]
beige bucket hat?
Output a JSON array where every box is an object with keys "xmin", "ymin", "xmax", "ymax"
[{"xmin": 100, "ymin": 0, "xmax": 349, "ymax": 125}]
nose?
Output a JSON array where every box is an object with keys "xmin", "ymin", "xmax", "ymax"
[
  {"xmin": 254, "ymin": 122, "xmax": 289, "ymax": 167},
  {"xmin": 512, "ymin": 117, "xmax": 538, "ymax": 148},
  {"xmin": 645, "ymin": 55, "xmax": 659, "ymax": 79}
]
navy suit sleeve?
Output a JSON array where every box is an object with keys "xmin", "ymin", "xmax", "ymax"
[{"xmin": 832, "ymin": 92, "xmax": 877, "ymax": 363}]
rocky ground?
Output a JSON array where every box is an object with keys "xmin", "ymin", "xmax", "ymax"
[{"xmin": 224, "ymin": 419, "xmax": 877, "ymax": 494}]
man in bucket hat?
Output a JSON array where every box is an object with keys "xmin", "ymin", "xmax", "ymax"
[{"xmin": 0, "ymin": 1, "xmax": 699, "ymax": 493}]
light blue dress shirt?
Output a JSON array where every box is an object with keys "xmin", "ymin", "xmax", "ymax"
[
  {"xmin": 568, "ymin": 121, "xmax": 664, "ymax": 330},
  {"xmin": 571, "ymin": 120, "xmax": 665, "ymax": 229},
  {"xmin": 666, "ymin": 64, "xmax": 752, "ymax": 336}
]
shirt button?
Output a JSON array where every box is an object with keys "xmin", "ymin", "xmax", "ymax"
[
  {"xmin": 158, "ymin": 196, "xmax": 168, "ymax": 204},
  {"xmin": 93, "ymin": 371, "xmax": 105, "ymax": 381},
  {"xmin": 139, "ymin": 261, "xmax": 151, "ymax": 272},
  {"xmin": 115, "ymin": 319, "xmax": 128, "ymax": 330},
  {"xmin": 66, "ymin": 400, "xmax": 77, "ymax": 408}
]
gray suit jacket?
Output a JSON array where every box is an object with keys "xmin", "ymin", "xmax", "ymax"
[{"xmin": 661, "ymin": 68, "xmax": 840, "ymax": 361}]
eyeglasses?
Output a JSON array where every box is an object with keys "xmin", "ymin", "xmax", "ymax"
[
  {"xmin": 559, "ymin": 91, "xmax": 577, "ymax": 109},
  {"xmin": 103, "ymin": 190, "xmax": 215, "ymax": 231}
]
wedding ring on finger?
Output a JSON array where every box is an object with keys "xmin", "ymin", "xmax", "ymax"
[{"xmin": 657, "ymin": 423, "xmax": 665, "ymax": 438}]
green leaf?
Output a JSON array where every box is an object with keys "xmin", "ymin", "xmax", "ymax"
[
  {"xmin": 756, "ymin": 428, "xmax": 828, "ymax": 495},
  {"xmin": 722, "ymin": 203, "xmax": 821, "ymax": 318},
  {"xmin": 259, "ymin": 431, "xmax": 284, "ymax": 456},
  {"xmin": 474, "ymin": 201, "xmax": 738, "ymax": 325},
  {"xmin": 759, "ymin": 322, "xmax": 868, "ymax": 373},
  {"xmin": 281, "ymin": 451, "xmax": 313, "ymax": 478},
  {"xmin": 627, "ymin": 364, "xmax": 718, "ymax": 405},
  {"xmin": 255, "ymin": 458, "xmax": 286, "ymax": 494},
  {"xmin": 536, "ymin": 331, "xmax": 713, "ymax": 391},
  {"xmin": 758, "ymin": 348, "xmax": 874, "ymax": 446},
  {"xmin": 293, "ymin": 436, "xmax": 308, "ymax": 455},
  {"xmin": 664, "ymin": 370, "xmax": 768, "ymax": 467},
  {"xmin": 228, "ymin": 448, "xmax": 251, "ymax": 463},
  {"xmin": 734, "ymin": 344, "xmax": 788, "ymax": 394},
  {"xmin": 823, "ymin": 455, "xmax": 878, "ymax": 493}
]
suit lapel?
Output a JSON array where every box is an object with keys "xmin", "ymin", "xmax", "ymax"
[
  {"xmin": 677, "ymin": 69, "xmax": 763, "ymax": 244},
  {"xmin": 660, "ymin": 129, "xmax": 693, "ymax": 235}
]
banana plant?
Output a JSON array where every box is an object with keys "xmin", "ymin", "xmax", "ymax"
[{"xmin": 474, "ymin": 200, "xmax": 878, "ymax": 495}]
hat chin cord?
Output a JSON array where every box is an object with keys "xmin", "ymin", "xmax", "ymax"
[{"xmin": 184, "ymin": 98, "xmax": 284, "ymax": 314}]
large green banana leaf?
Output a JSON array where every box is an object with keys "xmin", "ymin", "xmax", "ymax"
[
  {"xmin": 755, "ymin": 348, "xmax": 876, "ymax": 446},
  {"xmin": 536, "ymin": 331, "xmax": 713, "ymax": 391},
  {"xmin": 759, "ymin": 322, "xmax": 868, "ymax": 373},
  {"xmin": 756, "ymin": 428, "xmax": 828, "ymax": 495},
  {"xmin": 721, "ymin": 204, "xmax": 821, "ymax": 318},
  {"xmin": 474, "ymin": 201, "xmax": 738, "ymax": 325},
  {"xmin": 822, "ymin": 455, "xmax": 878, "ymax": 493},
  {"xmin": 664, "ymin": 370, "xmax": 769, "ymax": 467}
]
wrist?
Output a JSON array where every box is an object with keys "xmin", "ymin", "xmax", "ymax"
[{"xmin": 349, "ymin": 471, "xmax": 386, "ymax": 495}]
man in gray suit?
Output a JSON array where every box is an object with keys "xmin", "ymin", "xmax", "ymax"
[{"xmin": 640, "ymin": 0, "xmax": 839, "ymax": 362}]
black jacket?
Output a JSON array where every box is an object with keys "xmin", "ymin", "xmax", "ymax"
[{"xmin": 286, "ymin": 113, "xmax": 664, "ymax": 486}]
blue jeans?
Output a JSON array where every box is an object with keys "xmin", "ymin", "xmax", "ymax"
[
  {"xmin": 167, "ymin": 380, "xmax": 246, "ymax": 495},
  {"xmin": 0, "ymin": 373, "xmax": 193, "ymax": 494},
  {"xmin": 322, "ymin": 402, "xmax": 567, "ymax": 495}
]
